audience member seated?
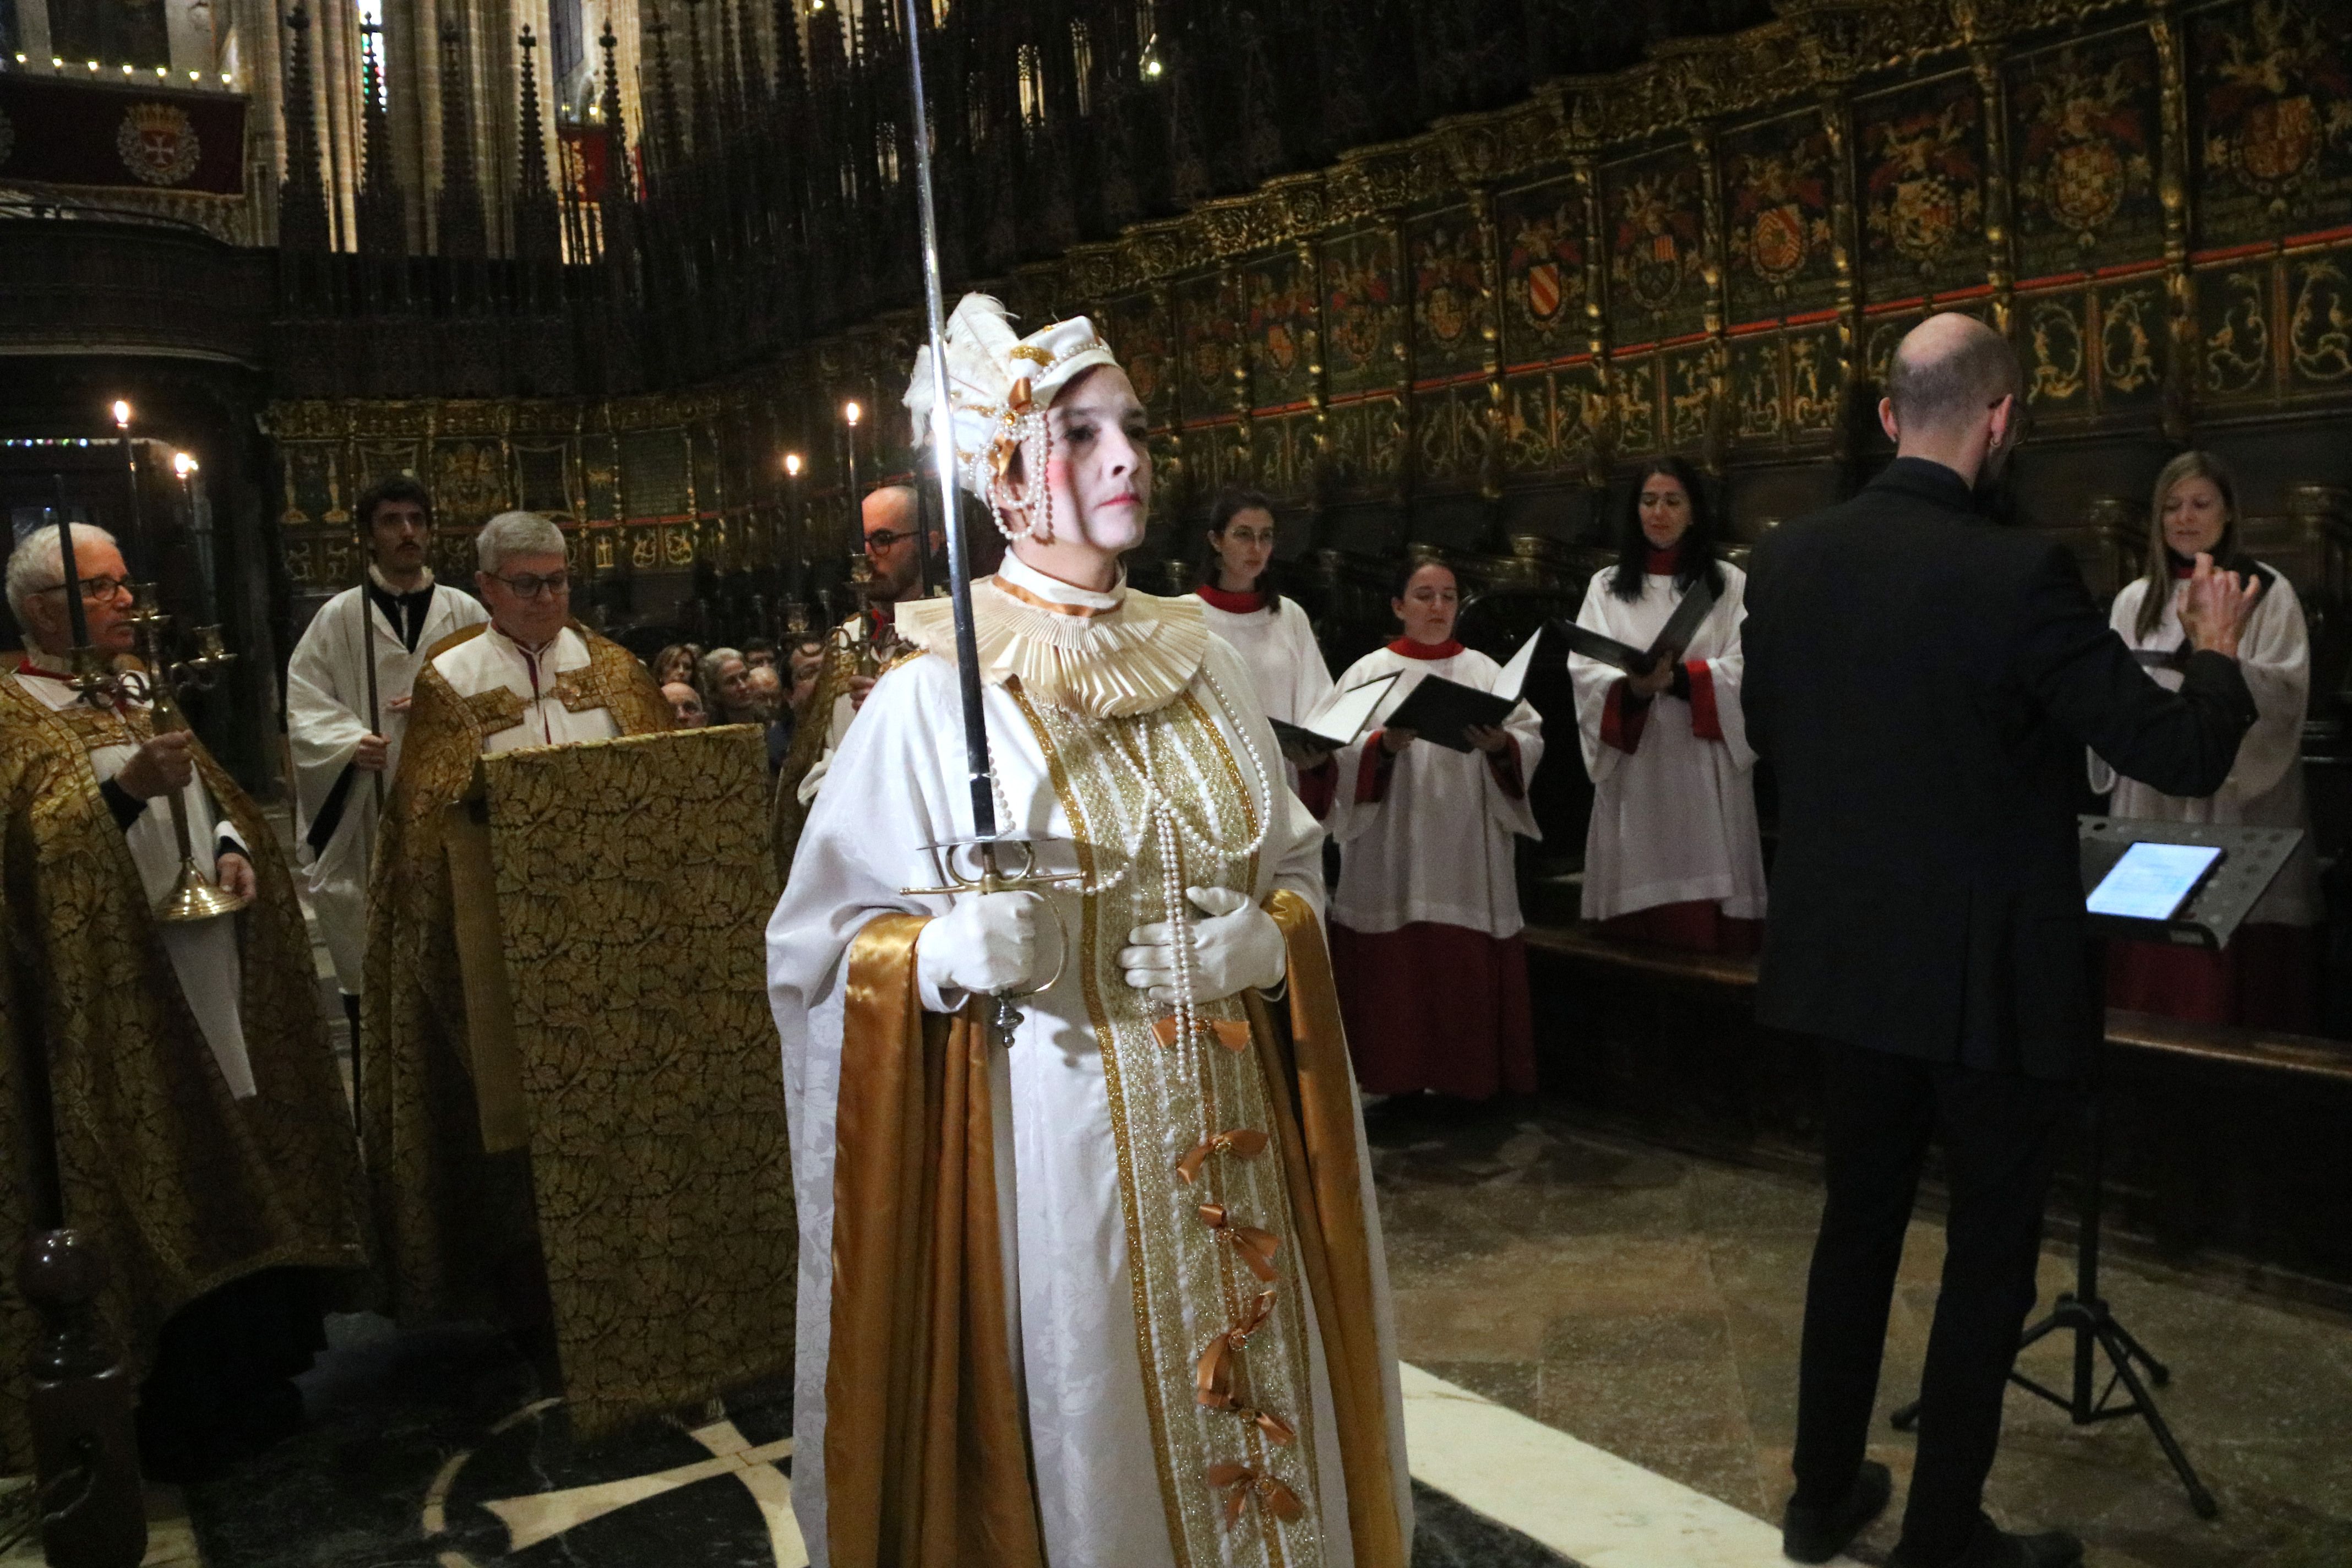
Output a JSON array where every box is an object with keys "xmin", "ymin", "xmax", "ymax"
[
  {"xmin": 664, "ymin": 681, "xmax": 708, "ymax": 728},
  {"xmin": 1569, "ymin": 456, "xmax": 1766, "ymax": 955},
  {"xmin": 700, "ymin": 646, "xmax": 760, "ymax": 726},
  {"xmin": 742, "ymin": 636, "xmax": 780, "ymax": 672},
  {"xmin": 650, "ymin": 642, "xmax": 702, "ymax": 692},
  {"xmin": 2093, "ymin": 450, "xmax": 2320, "ymax": 1029}
]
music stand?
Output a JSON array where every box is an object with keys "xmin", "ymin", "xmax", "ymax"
[{"xmin": 1890, "ymin": 816, "xmax": 2305, "ymax": 1521}]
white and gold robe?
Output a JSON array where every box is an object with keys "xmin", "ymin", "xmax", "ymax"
[
  {"xmin": 12, "ymin": 656, "xmax": 257, "ymax": 1097},
  {"xmin": 428, "ymin": 623, "xmax": 622, "ymax": 752},
  {"xmin": 768, "ymin": 554, "xmax": 1410, "ymax": 1567},
  {"xmin": 285, "ymin": 570, "xmax": 486, "ymax": 992}
]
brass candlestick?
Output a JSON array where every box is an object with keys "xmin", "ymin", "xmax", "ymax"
[{"xmin": 122, "ymin": 587, "xmax": 248, "ymax": 924}]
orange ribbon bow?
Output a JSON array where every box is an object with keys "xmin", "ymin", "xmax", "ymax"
[
  {"xmin": 1198, "ymin": 1204, "xmax": 1280, "ymax": 1281},
  {"xmin": 1176, "ymin": 1128, "xmax": 1271, "ymax": 1184},
  {"xmin": 1228, "ymin": 1404, "xmax": 1297, "ymax": 1445},
  {"xmin": 1206, "ymin": 1462, "xmax": 1305, "ymax": 1527},
  {"xmin": 1152, "ymin": 1014, "xmax": 1255, "ymax": 1052},
  {"xmin": 1195, "ymin": 1287, "xmax": 1277, "ymax": 1408}
]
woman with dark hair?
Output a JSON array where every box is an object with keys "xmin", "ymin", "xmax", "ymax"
[
  {"xmin": 1324, "ymin": 558, "xmax": 1545, "ymax": 1101},
  {"xmin": 1188, "ymin": 488, "xmax": 1336, "ymax": 802},
  {"xmin": 2092, "ymin": 449, "xmax": 2317, "ymax": 1027},
  {"xmin": 1568, "ymin": 456, "xmax": 1766, "ymax": 952}
]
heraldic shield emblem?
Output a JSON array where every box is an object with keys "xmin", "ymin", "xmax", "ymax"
[
  {"xmin": 2049, "ymin": 139, "xmax": 2125, "ymax": 233},
  {"xmin": 118, "ymin": 102, "xmax": 202, "ymax": 186},
  {"xmin": 1750, "ymin": 204, "xmax": 1807, "ymax": 284},
  {"xmin": 2239, "ymin": 95, "xmax": 2319, "ymax": 185},
  {"xmin": 1524, "ymin": 261, "xmax": 1564, "ymax": 322}
]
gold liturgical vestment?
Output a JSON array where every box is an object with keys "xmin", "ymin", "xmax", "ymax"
[
  {"xmin": 0, "ymin": 677, "xmax": 369, "ymax": 1473},
  {"xmin": 361, "ymin": 620, "xmax": 671, "ymax": 1327}
]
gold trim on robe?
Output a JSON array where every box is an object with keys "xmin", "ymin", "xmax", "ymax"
[
  {"xmin": 359, "ymin": 621, "xmax": 671, "ymax": 1325},
  {"xmin": 0, "ymin": 678, "xmax": 370, "ymax": 1473}
]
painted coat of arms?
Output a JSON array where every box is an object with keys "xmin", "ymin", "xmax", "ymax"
[
  {"xmin": 1864, "ymin": 96, "xmax": 1984, "ymax": 274},
  {"xmin": 1610, "ymin": 173, "xmax": 1704, "ymax": 318},
  {"xmin": 1505, "ymin": 199, "xmax": 1585, "ymax": 330},
  {"xmin": 118, "ymin": 102, "xmax": 202, "ymax": 187},
  {"xmin": 1413, "ymin": 221, "xmax": 1485, "ymax": 349},
  {"xmin": 1246, "ymin": 265, "xmax": 1316, "ymax": 381},
  {"xmin": 1727, "ymin": 143, "xmax": 1831, "ymax": 295},
  {"xmin": 2015, "ymin": 51, "xmax": 2155, "ymax": 252},
  {"xmin": 2201, "ymin": 0, "xmax": 2352, "ymax": 216},
  {"xmin": 1324, "ymin": 244, "xmax": 1394, "ymax": 380}
]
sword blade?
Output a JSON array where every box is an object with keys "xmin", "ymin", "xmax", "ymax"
[{"xmin": 898, "ymin": 0, "xmax": 997, "ymax": 842}]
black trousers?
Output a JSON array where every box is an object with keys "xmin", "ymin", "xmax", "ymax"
[{"xmin": 1792, "ymin": 1041, "xmax": 2077, "ymax": 1561}]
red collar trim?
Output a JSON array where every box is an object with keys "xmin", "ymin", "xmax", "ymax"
[
  {"xmin": 1388, "ymin": 636, "xmax": 1463, "ymax": 660},
  {"xmin": 17, "ymin": 658, "xmax": 69, "ymax": 680},
  {"xmin": 1646, "ymin": 546, "xmax": 1683, "ymax": 574},
  {"xmin": 1197, "ymin": 582, "xmax": 1265, "ymax": 613},
  {"xmin": 2169, "ymin": 563, "xmax": 2197, "ymax": 580}
]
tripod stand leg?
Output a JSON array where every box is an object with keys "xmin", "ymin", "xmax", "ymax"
[
  {"xmin": 2103, "ymin": 1316, "xmax": 2171, "ymax": 1387},
  {"xmin": 2095, "ymin": 1320, "xmax": 2218, "ymax": 1519}
]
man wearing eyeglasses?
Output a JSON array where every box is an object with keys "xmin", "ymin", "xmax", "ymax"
[
  {"xmin": 772, "ymin": 486, "xmax": 945, "ymax": 875},
  {"xmin": 358, "ymin": 510, "xmax": 672, "ymax": 1330},
  {"xmin": 285, "ymin": 476, "xmax": 488, "ymax": 1038},
  {"xmin": 0, "ymin": 522, "xmax": 368, "ymax": 1481}
]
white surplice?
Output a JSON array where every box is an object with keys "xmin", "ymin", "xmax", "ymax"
[
  {"xmin": 13, "ymin": 660, "xmax": 257, "ymax": 1098},
  {"xmin": 767, "ymin": 555, "xmax": 1410, "ymax": 1567},
  {"xmin": 429, "ymin": 624, "xmax": 620, "ymax": 753},
  {"xmin": 1191, "ymin": 593, "xmax": 1336, "ymax": 798},
  {"xmin": 1325, "ymin": 644, "xmax": 1544, "ymax": 939},
  {"xmin": 2089, "ymin": 568, "xmax": 2319, "ymax": 925},
  {"xmin": 1568, "ymin": 562, "xmax": 1766, "ymax": 922},
  {"xmin": 286, "ymin": 571, "xmax": 486, "ymax": 991}
]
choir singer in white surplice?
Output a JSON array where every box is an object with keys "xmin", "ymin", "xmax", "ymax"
[
  {"xmin": 1570, "ymin": 456, "xmax": 1766, "ymax": 954},
  {"xmin": 1185, "ymin": 486, "xmax": 1339, "ymax": 814},
  {"xmin": 1325, "ymin": 559, "xmax": 1544, "ymax": 1102}
]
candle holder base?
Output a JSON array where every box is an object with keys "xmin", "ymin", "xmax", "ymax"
[{"xmin": 154, "ymin": 857, "xmax": 248, "ymax": 924}]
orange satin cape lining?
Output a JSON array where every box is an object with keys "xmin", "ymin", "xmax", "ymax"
[
  {"xmin": 826, "ymin": 912, "xmax": 1043, "ymax": 1568},
  {"xmin": 825, "ymin": 895, "xmax": 1404, "ymax": 1568}
]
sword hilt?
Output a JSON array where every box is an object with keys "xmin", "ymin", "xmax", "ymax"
[{"xmin": 902, "ymin": 835, "xmax": 1080, "ymax": 1044}]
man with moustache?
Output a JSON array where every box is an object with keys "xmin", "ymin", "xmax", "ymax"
[
  {"xmin": 1744, "ymin": 313, "xmax": 2262, "ymax": 1568},
  {"xmin": 286, "ymin": 475, "xmax": 487, "ymax": 1039}
]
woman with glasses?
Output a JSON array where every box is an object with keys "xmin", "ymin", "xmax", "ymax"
[
  {"xmin": 1188, "ymin": 487, "xmax": 1337, "ymax": 805},
  {"xmin": 1569, "ymin": 456, "xmax": 1766, "ymax": 954},
  {"xmin": 2093, "ymin": 450, "xmax": 2319, "ymax": 1027}
]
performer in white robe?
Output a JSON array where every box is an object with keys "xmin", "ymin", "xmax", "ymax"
[
  {"xmin": 285, "ymin": 476, "xmax": 486, "ymax": 1009},
  {"xmin": 1325, "ymin": 560, "xmax": 1544, "ymax": 1101},
  {"xmin": 769, "ymin": 296, "xmax": 1409, "ymax": 1567},
  {"xmin": 1185, "ymin": 486, "xmax": 1339, "ymax": 814},
  {"xmin": 2090, "ymin": 452, "xmax": 2320, "ymax": 1028},
  {"xmin": 1569, "ymin": 458, "xmax": 1766, "ymax": 952}
]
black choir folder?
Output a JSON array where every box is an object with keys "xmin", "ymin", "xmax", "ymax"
[
  {"xmin": 1551, "ymin": 573, "xmax": 1718, "ymax": 676},
  {"xmin": 1269, "ymin": 673, "xmax": 1398, "ymax": 763},
  {"xmin": 1378, "ymin": 630, "xmax": 1543, "ymax": 753}
]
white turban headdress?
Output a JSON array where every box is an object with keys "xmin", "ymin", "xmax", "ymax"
[{"xmin": 903, "ymin": 293, "xmax": 1119, "ymax": 540}]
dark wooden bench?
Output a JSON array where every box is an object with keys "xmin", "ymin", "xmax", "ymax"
[{"xmin": 1522, "ymin": 923, "xmax": 2352, "ymax": 1311}]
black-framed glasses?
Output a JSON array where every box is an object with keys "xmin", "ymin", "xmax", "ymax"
[
  {"xmin": 491, "ymin": 570, "xmax": 570, "ymax": 598},
  {"xmin": 863, "ymin": 528, "xmax": 920, "ymax": 552},
  {"xmin": 34, "ymin": 574, "xmax": 130, "ymax": 602}
]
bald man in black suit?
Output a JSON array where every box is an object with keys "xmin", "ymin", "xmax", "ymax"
[{"xmin": 1743, "ymin": 313, "xmax": 2262, "ymax": 1568}]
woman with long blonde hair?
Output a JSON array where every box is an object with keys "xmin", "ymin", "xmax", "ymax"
[{"xmin": 2091, "ymin": 450, "xmax": 2320, "ymax": 1027}]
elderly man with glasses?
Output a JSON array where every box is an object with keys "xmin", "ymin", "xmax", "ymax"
[
  {"xmin": 0, "ymin": 522, "xmax": 368, "ymax": 1483},
  {"xmin": 359, "ymin": 511, "xmax": 672, "ymax": 1333}
]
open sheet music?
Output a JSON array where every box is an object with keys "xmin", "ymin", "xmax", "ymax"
[
  {"xmin": 1380, "ymin": 629, "xmax": 1543, "ymax": 753},
  {"xmin": 1552, "ymin": 573, "xmax": 1718, "ymax": 676}
]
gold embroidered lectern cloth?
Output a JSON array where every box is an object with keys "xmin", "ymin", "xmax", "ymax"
[{"xmin": 464, "ymin": 725, "xmax": 793, "ymax": 1438}]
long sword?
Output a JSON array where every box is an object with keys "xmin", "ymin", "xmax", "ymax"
[{"xmin": 895, "ymin": 0, "xmax": 1072, "ymax": 1038}]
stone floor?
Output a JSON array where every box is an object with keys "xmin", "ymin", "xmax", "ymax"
[{"xmin": 1366, "ymin": 1093, "xmax": 2352, "ymax": 1568}]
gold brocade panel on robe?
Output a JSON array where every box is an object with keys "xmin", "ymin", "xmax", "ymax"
[
  {"xmin": 361, "ymin": 623, "xmax": 674, "ymax": 1331},
  {"xmin": 1010, "ymin": 683, "xmax": 1333, "ymax": 1568},
  {"xmin": 468, "ymin": 726, "xmax": 793, "ymax": 1439},
  {"xmin": 0, "ymin": 680, "xmax": 370, "ymax": 1474}
]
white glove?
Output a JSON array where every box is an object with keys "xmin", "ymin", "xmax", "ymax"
[
  {"xmin": 916, "ymin": 891, "xmax": 1055, "ymax": 1011},
  {"xmin": 1119, "ymin": 886, "xmax": 1288, "ymax": 1005}
]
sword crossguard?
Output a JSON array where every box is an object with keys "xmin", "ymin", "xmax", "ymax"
[{"xmin": 901, "ymin": 835, "xmax": 1082, "ymax": 1038}]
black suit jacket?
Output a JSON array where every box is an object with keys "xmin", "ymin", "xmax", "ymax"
[{"xmin": 1742, "ymin": 458, "xmax": 2258, "ymax": 1079}]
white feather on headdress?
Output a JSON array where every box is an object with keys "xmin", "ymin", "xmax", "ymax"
[{"xmin": 902, "ymin": 293, "xmax": 1120, "ymax": 501}]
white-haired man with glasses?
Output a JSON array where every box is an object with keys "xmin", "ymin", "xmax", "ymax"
[
  {"xmin": 0, "ymin": 522, "xmax": 368, "ymax": 1483},
  {"xmin": 358, "ymin": 510, "xmax": 671, "ymax": 1331}
]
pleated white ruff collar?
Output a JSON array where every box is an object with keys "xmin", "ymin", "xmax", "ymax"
[{"xmin": 898, "ymin": 552, "xmax": 1207, "ymax": 718}]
